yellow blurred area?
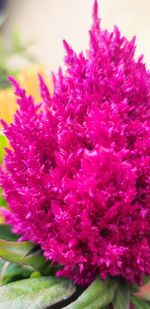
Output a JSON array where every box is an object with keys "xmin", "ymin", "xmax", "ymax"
[
  {"xmin": 0, "ymin": 66, "xmax": 53, "ymax": 127},
  {"xmin": 0, "ymin": 212, "xmax": 4, "ymax": 223},
  {"xmin": 18, "ymin": 66, "xmax": 53, "ymax": 103}
]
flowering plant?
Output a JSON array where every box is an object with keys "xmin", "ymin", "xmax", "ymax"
[{"xmin": 0, "ymin": 1, "xmax": 150, "ymax": 308}]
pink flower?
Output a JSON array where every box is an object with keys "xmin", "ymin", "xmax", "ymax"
[{"xmin": 1, "ymin": 1, "xmax": 150, "ymax": 286}]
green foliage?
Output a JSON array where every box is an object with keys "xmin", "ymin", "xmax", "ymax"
[
  {"xmin": 0, "ymin": 239, "xmax": 49, "ymax": 271},
  {"xmin": 0, "ymin": 224, "xmax": 19, "ymax": 241},
  {"xmin": 66, "ymin": 278, "xmax": 117, "ymax": 309},
  {"xmin": 0, "ymin": 188, "xmax": 7, "ymax": 209},
  {"xmin": 113, "ymin": 283, "xmax": 130, "ymax": 309},
  {"xmin": 0, "ymin": 134, "xmax": 7, "ymax": 164},
  {"xmin": 0, "ymin": 30, "xmax": 36, "ymax": 89},
  {"xmin": 0, "ymin": 276, "xmax": 75, "ymax": 309},
  {"xmin": 0, "ymin": 260, "xmax": 32, "ymax": 286},
  {"xmin": 143, "ymin": 277, "xmax": 150, "ymax": 285},
  {"xmin": 30, "ymin": 271, "xmax": 41, "ymax": 279},
  {"xmin": 11, "ymin": 30, "xmax": 36, "ymax": 62},
  {"xmin": 131, "ymin": 296, "xmax": 150, "ymax": 308}
]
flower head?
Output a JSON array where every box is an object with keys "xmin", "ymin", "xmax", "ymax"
[{"xmin": 1, "ymin": 1, "xmax": 150, "ymax": 286}]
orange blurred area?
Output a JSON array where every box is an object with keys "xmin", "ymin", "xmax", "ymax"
[
  {"xmin": 0, "ymin": 66, "xmax": 53, "ymax": 127},
  {"xmin": 135, "ymin": 282, "xmax": 150, "ymax": 301}
]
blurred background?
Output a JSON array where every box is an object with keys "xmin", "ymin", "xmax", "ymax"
[{"xmin": 0, "ymin": 0, "xmax": 150, "ymax": 73}]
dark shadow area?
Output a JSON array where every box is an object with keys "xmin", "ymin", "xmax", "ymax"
[{"xmin": 46, "ymin": 286, "xmax": 85, "ymax": 309}]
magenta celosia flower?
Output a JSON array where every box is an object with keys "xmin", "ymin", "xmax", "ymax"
[{"xmin": 0, "ymin": 1, "xmax": 150, "ymax": 286}]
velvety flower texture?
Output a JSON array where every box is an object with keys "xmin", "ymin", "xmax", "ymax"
[{"xmin": 1, "ymin": 1, "xmax": 150, "ymax": 286}]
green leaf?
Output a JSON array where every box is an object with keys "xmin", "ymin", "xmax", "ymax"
[
  {"xmin": 0, "ymin": 224, "xmax": 19, "ymax": 241},
  {"xmin": 0, "ymin": 134, "xmax": 7, "ymax": 163},
  {"xmin": 65, "ymin": 278, "xmax": 117, "ymax": 309},
  {"xmin": 0, "ymin": 188, "xmax": 7, "ymax": 208},
  {"xmin": 11, "ymin": 30, "xmax": 35, "ymax": 53},
  {"xmin": 113, "ymin": 283, "xmax": 130, "ymax": 309},
  {"xmin": 0, "ymin": 70, "xmax": 11, "ymax": 88},
  {"xmin": 131, "ymin": 296, "xmax": 150, "ymax": 308},
  {"xmin": 30, "ymin": 271, "xmax": 41, "ymax": 279},
  {"xmin": 0, "ymin": 276, "xmax": 75, "ymax": 309},
  {"xmin": 0, "ymin": 260, "xmax": 32, "ymax": 286},
  {"xmin": 143, "ymin": 277, "xmax": 150, "ymax": 285},
  {"xmin": 0, "ymin": 239, "xmax": 48, "ymax": 271}
]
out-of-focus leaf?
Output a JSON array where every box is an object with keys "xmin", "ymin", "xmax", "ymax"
[
  {"xmin": 30, "ymin": 271, "xmax": 41, "ymax": 279},
  {"xmin": 0, "ymin": 276, "xmax": 75, "ymax": 309},
  {"xmin": 11, "ymin": 30, "xmax": 36, "ymax": 54},
  {"xmin": 11, "ymin": 31, "xmax": 24, "ymax": 52},
  {"xmin": 0, "ymin": 258, "xmax": 5, "ymax": 270},
  {"xmin": 131, "ymin": 296, "xmax": 150, "ymax": 308},
  {"xmin": 0, "ymin": 239, "xmax": 48, "ymax": 271},
  {"xmin": 113, "ymin": 283, "xmax": 130, "ymax": 309},
  {"xmin": 10, "ymin": 30, "xmax": 37, "ymax": 64},
  {"xmin": 0, "ymin": 134, "xmax": 7, "ymax": 163},
  {"xmin": 66, "ymin": 278, "xmax": 117, "ymax": 309},
  {"xmin": 24, "ymin": 244, "xmax": 41, "ymax": 256},
  {"xmin": 0, "ymin": 38, "xmax": 7, "ymax": 68},
  {"xmin": 0, "ymin": 188, "xmax": 7, "ymax": 209},
  {"xmin": 143, "ymin": 277, "xmax": 150, "ymax": 285},
  {"xmin": 0, "ymin": 70, "xmax": 11, "ymax": 88},
  {"xmin": 0, "ymin": 224, "xmax": 19, "ymax": 241},
  {"xmin": 0, "ymin": 261, "xmax": 32, "ymax": 286},
  {"xmin": 0, "ymin": 30, "xmax": 36, "ymax": 89}
]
